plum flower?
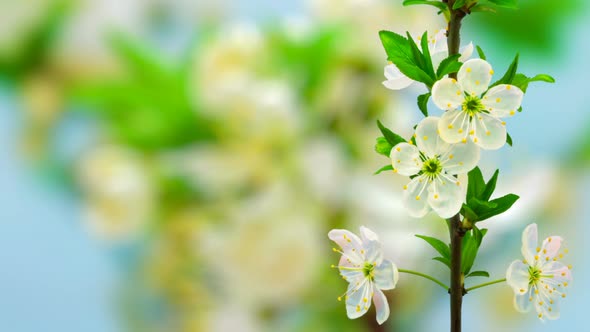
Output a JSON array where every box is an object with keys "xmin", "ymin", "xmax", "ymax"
[
  {"xmin": 390, "ymin": 116, "xmax": 479, "ymax": 218},
  {"xmin": 328, "ymin": 226, "xmax": 398, "ymax": 325},
  {"xmin": 506, "ymin": 223, "xmax": 573, "ymax": 321},
  {"xmin": 383, "ymin": 29, "xmax": 473, "ymax": 90},
  {"xmin": 432, "ymin": 58, "xmax": 524, "ymax": 150}
]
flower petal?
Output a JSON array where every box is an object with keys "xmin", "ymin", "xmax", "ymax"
[
  {"xmin": 427, "ymin": 174, "xmax": 463, "ymax": 218},
  {"xmin": 459, "ymin": 42, "xmax": 474, "ymax": 62},
  {"xmin": 359, "ymin": 226, "xmax": 379, "ymax": 242},
  {"xmin": 338, "ymin": 255, "xmax": 364, "ymax": 283},
  {"xmin": 372, "ymin": 288, "xmax": 390, "ymax": 325},
  {"xmin": 328, "ymin": 229, "xmax": 364, "ymax": 264},
  {"xmin": 542, "ymin": 261, "xmax": 572, "ymax": 284},
  {"xmin": 429, "ymin": 29, "xmax": 448, "ymax": 54},
  {"xmin": 539, "ymin": 235, "xmax": 563, "ymax": 260},
  {"xmin": 383, "ymin": 64, "xmax": 414, "ymax": 90},
  {"xmin": 521, "ymin": 224, "xmax": 538, "ymax": 264},
  {"xmin": 438, "ymin": 109, "xmax": 470, "ymax": 144},
  {"xmin": 440, "ymin": 139, "xmax": 480, "ymax": 175},
  {"xmin": 506, "ymin": 260, "xmax": 530, "ymax": 294},
  {"xmin": 373, "ymin": 260, "xmax": 398, "ymax": 290},
  {"xmin": 432, "ymin": 78, "xmax": 464, "ymax": 111},
  {"xmin": 472, "ymin": 113, "xmax": 506, "ymax": 150},
  {"xmin": 415, "ymin": 116, "xmax": 449, "ymax": 158},
  {"xmin": 390, "ymin": 143, "xmax": 422, "ymax": 176},
  {"xmin": 534, "ymin": 287, "xmax": 560, "ymax": 321},
  {"xmin": 457, "ymin": 59, "xmax": 493, "ymax": 96},
  {"xmin": 363, "ymin": 239, "xmax": 383, "ymax": 267},
  {"xmin": 513, "ymin": 288, "xmax": 533, "ymax": 313},
  {"xmin": 402, "ymin": 176, "xmax": 431, "ymax": 218},
  {"xmin": 481, "ymin": 84, "xmax": 524, "ymax": 117},
  {"xmin": 346, "ymin": 279, "xmax": 372, "ymax": 319}
]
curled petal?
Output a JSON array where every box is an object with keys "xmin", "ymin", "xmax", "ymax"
[
  {"xmin": 440, "ymin": 139, "xmax": 480, "ymax": 175},
  {"xmin": 415, "ymin": 116, "xmax": 449, "ymax": 158},
  {"xmin": 359, "ymin": 226, "xmax": 379, "ymax": 243},
  {"xmin": 402, "ymin": 176, "xmax": 431, "ymax": 218},
  {"xmin": 521, "ymin": 223, "xmax": 538, "ymax": 264},
  {"xmin": 373, "ymin": 288, "xmax": 390, "ymax": 325},
  {"xmin": 427, "ymin": 174, "xmax": 463, "ymax": 218},
  {"xmin": 373, "ymin": 260, "xmax": 398, "ymax": 291},
  {"xmin": 459, "ymin": 42, "xmax": 474, "ymax": 62},
  {"xmin": 457, "ymin": 59, "xmax": 493, "ymax": 96},
  {"xmin": 438, "ymin": 109, "xmax": 470, "ymax": 144},
  {"xmin": 432, "ymin": 78, "xmax": 464, "ymax": 111},
  {"xmin": 472, "ymin": 113, "xmax": 507, "ymax": 150},
  {"xmin": 346, "ymin": 279, "xmax": 372, "ymax": 319},
  {"xmin": 383, "ymin": 64, "xmax": 414, "ymax": 90},
  {"xmin": 390, "ymin": 143, "xmax": 422, "ymax": 176},
  {"xmin": 481, "ymin": 84, "xmax": 524, "ymax": 118}
]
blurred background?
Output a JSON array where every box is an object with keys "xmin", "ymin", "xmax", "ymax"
[{"xmin": 0, "ymin": 0, "xmax": 588, "ymax": 331}]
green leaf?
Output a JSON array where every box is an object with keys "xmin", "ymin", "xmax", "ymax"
[
  {"xmin": 466, "ymin": 167, "xmax": 486, "ymax": 201},
  {"xmin": 470, "ymin": 3, "xmax": 497, "ymax": 13},
  {"xmin": 396, "ymin": 60, "xmax": 436, "ymax": 86},
  {"xmin": 461, "ymin": 231, "xmax": 477, "ymax": 274},
  {"xmin": 476, "ymin": 194, "xmax": 519, "ymax": 221},
  {"xmin": 375, "ymin": 136, "xmax": 393, "ymax": 156},
  {"xmin": 377, "ymin": 120, "xmax": 407, "ymax": 147},
  {"xmin": 403, "ymin": 0, "xmax": 448, "ymax": 11},
  {"xmin": 460, "ymin": 204, "xmax": 479, "ymax": 221},
  {"xmin": 406, "ymin": 32, "xmax": 426, "ymax": 70},
  {"xmin": 436, "ymin": 54, "xmax": 462, "ymax": 78},
  {"xmin": 417, "ymin": 93, "xmax": 431, "ymax": 117},
  {"xmin": 476, "ymin": 45, "xmax": 487, "ymax": 60},
  {"xmin": 487, "ymin": 0, "xmax": 518, "ymax": 9},
  {"xmin": 506, "ymin": 132, "xmax": 513, "ymax": 146},
  {"xmin": 481, "ymin": 169, "xmax": 499, "ymax": 201},
  {"xmin": 453, "ymin": 0, "xmax": 468, "ymax": 10},
  {"xmin": 490, "ymin": 53, "xmax": 519, "ymax": 87},
  {"xmin": 416, "ymin": 235, "xmax": 451, "ymax": 259},
  {"xmin": 467, "ymin": 270, "xmax": 490, "ymax": 278},
  {"xmin": 420, "ymin": 31, "xmax": 436, "ymax": 78},
  {"xmin": 469, "ymin": 197, "xmax": 498, "ymax": 213},
  {"xmin": 511, "ymin": 73, "xmax": 530, "ymax": 92},
  {"xmin": 379, "ymin": 30, "xmax": 414, "ymax": 63},
  {"xmin": 433, "ymin": 256, "xmax": 451, "ymax": 269},
  {"xmin": 529, "ymin": 74, "xmax": 555, "ymax": 83},
  {"xmin": 374, "ymin": 164, "xmax": 394, "ymax": 175}
]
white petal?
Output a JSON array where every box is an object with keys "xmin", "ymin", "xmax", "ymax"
[
  {"xmin": 390, "ymin": 143, "xmax": 422, "ymax": 176},
  {"xmin": 402, "ymin": 176, "xmax": 431, "ymax": 218},
  {"xmin": 432, "ymin": 78, "xmax": 464, "ymax": 111},
  {"xmin": 440, "ymin": 139, "xmax": 480, "ymax": 175},
  {"xmin": 359, "ymin": 226, "xmax": 379, "ymax": 242},
  {"xmin": 431, "ymin": 51, "xmax": 447, "ymax": 71},
  {"xmin": 521, "ymin": 224, "xmax": 538, "ymax": 265},
  {"xmin": 506, "ymin": 260, "xmax": 530, "ymax": 293},
  {"xmin": 373, "ymin": 260, "xmax": 398, "ymax": 290},
  {"xmin": 534, "ymin": 287, "xmax": 560, "ymax": 321},
  {"xmin": 346, "ymin": 279, "xmax": 372, "ymax": 319},
  {"xmin": 372, "ymin": 288, "xmax": 390, "ymax": 325},
  {"xmin": 438, "ymin": 109, "xmax": 470, "ymax": 144},
  {"xmin": 383, "ymin": 64, "xmax": 414, "ymax": 90},
  {"xmin": 328, "ymin": 229, "xmax": 364, "ymax": 264},
  {"xmin": 429, "ymin": 29, "xmax": 448, "ymax": 54},
  {"xmin": 540, "ymin": 235, "xmax": 563, "ymax": 260},
  {"xmin": 338, "ymin": 254, "xmax": 364, "ymax": 283},
  {"xmin": 542, "ymin": 261, "xmax": 572, "ymax": 284},
  {"xmin": 415, "ymin": 116, "xmax": 449, "ymax": 158},
  {"xmin": 457, "ymin": 59, "xmax": 493, "ymax": 96},
  {"xmin": 513, "ymin": 288, "xmax": 533, "ymax": 313},
  {"xmin": 481, "ymin": 84, "xmax": 524, "ymax": 117},
  {"xmin": 427, "ymin": 175, "xmax": 463, "ymax": 218},
  {"xmin": 472, "ymin": 113, "xmax": 506, "ymax": 150},
  {"xmin": 459, "ymin": 42, "xmax": 474, "ymax": 62},
  {"xmin": 363, "ymin": 239, "xmax": 383, "ymax": 267}
]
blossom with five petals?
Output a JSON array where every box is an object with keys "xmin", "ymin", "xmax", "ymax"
[
  {"xmin": 506, "ymin": 223, "xmax": 573, "ymax": 321},
  {"xmin": 432, "ymin": 58, "xmax": 524, "ymax": 150},
  {"xmin": 390, "ymin": 116, "xmax": 479, "ymax": 218},
  {"xmin": 328, "ymin": 226, "xmax": 398, "ymax": 325}
]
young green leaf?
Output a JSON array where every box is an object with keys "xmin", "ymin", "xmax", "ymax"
[
  {"xmin": 460, "ymin": 204, "xmax": 479, "ymax": 221},
  {"xmin": 529, "ymin": 74, "xmax": 555, "ymax": 83},
  {"xmin": 490, "ymin": 53, "xmax": 519, "ymax": 87},
  {"xmin": 377, "ymin": 120, "xmax": 407, "ymax": 147},
  {"xmin": 436, "ymin": 54, "xmax": 462, "ymax": 78},
  {"xmin": 416, "ymin": 234, "xmax": 451, "ymax": 259},
  {"xmin": 481, "ymin": 169, "xmax": 499, "ymax": 201},
  {"xmin": 420, "ymin": 31, "xmax": 436, "ymax": 78},
  {"xmin": 461, "ymin": 231, "xmax": 477, "ymax": 274},
  {"xmin": 453, "ymin": 0, "xmax": 468, "ymax": 10},
  {"xmin": 374, "ymin": 164, "xmax": 394, "ymax": 175},
  {"xmin": 402, "ymin": 0, "xmax": 448, "ymax": 11},
  {"xmin": 487, "ymin": 0, "xmax": 518, "ymax": 9},
  {"xmin": 466, "ymin": 167, "xmax": 486, "ymax": 201},
  {"xmin": 406, "ymin": 32, "xmax": 426, "ymax": 71},
  {"xmin": 417, "ymin": 92, "xmax": 431, "ymax": 117},
  {"xmin": 476, "ymin": 45, "xmax": 487, "ymax": 60},
  {"xmin": 433, "ymin": 256, "xmax": 451, "ymax": 269},
  {"xmin": 466, "ymin": 271, "xmax": 490, "ymax": 278},
  {"xmin": 375, "ymin": 136, "xmax": 393, "ymax": 156},
  {"xmin": 475, "ymin": 194, "xmax": 519, "ymax": 221},
  {"xmin": 506, "ymin": 132, "xmax": 513, "ymax": 146}
]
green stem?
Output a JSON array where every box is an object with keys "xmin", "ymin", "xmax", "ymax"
[
  {"xmin": 465, "ymin": 278, "xmax": 506, "ymax": 292},
  {"xmin": 399, "ymin": 268, "xmax": 449, "ymax": 290}
]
